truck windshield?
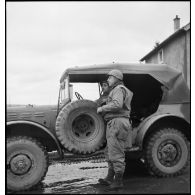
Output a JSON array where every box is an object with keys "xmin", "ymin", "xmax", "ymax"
[
  {"xmin": 59, "ymin": 78, "xmax": 102, "ymax": 103},
  {"xmin": 70, "ymin": 82, "xmax": 100, "ymax": 101}
]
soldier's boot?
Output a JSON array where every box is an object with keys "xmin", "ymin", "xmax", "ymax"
[
  {"xmin": 98, "ymin": 168, "xmax": 115, "ymax": 185},
  {"xmin": 109, "ymin": 172, "xmax": 124, "ymax": 189}
]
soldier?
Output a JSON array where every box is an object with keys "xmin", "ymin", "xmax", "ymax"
[
  {"xmin": 97, "ymin": 69, "xmax": 133, "ymax": 189},
  {"xmin": 96, "ymin": 81, "xmax": 110, "ymax": 107}
]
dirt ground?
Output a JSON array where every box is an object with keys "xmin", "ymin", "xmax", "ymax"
[{"xmin": 9, "ymin": 156, "xmax": 190, "ymax": 194}]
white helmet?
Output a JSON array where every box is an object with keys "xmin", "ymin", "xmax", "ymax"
[{"xmin": 107, "ymin": 69, "xmax": 123, "ymax": 80}]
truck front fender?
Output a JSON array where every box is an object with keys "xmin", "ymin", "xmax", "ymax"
[{"xmin": 7, "ymin": 120, "xmax": 63, "ymax": 158}]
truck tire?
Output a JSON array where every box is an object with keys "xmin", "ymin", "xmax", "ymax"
[
  {"xmin": 7, "ymin": 136, "xmax": 49, "ymax": 191},
  {"xmin": 144, "ymin": 128, "xmax": 190, "ymax": 177},
  {"xmin": 56, "ymin": 100, "xmax": 106, "ymax": 154}
]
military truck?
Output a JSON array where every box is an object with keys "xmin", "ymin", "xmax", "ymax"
[{"xmin": 7, "ymin": 63, "xmax": 190, "ymax": 191}]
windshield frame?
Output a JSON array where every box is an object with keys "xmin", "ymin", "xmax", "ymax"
[{"xmin": 57, "ymin": 76, "xmax": 70, "ymax": 113}]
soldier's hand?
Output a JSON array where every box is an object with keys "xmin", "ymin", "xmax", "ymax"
[{"xmin": 97, "ymin": 107, "xmax": 103, "ymax": 114}]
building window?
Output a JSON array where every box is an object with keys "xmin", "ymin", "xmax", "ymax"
[{"xmin": 158, "ymin": 49, "xmax": 164, "ymax": 63}]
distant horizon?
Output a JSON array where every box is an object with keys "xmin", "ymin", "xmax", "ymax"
[{"xmin": 7, "ymin": 104, "xmax": 57, "ymax": 106}]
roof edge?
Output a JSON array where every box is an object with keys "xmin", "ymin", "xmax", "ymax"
[{"xmin": 140, "ymin": 22, "xmax": 190, "ymax": 61}]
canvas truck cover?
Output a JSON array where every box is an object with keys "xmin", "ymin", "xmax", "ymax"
[{"xmin": 60, "ymin": 63, "xmax": 190, "ymax": 103}]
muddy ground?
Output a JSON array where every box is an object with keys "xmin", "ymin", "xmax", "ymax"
[{"xmin": 9, "ymin": 154, "xmax": 190, "ymax": 194}]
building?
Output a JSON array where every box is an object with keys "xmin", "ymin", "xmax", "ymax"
[{"xmin": 140, "ymin": 16, "xmax": 190, "ymax": 87}]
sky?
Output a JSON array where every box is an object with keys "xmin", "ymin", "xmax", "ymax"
[{"xmin": 6, "ymin": 1, "xmax": 190, "ymax": 105}]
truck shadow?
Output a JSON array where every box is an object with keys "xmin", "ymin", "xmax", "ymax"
[
  {"xmin": 91, "ymin": 159, "xmax": 149, "ymax": 193},
  {"xmin": 124, "ymin": 159, "xmax": 149, "ymax": 178},
  {"xmin": 91, "ymin": 160, "xmax": 190, "ymax": 194}
]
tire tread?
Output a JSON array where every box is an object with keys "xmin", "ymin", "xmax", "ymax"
[
  {"xmin": 7, "ymin": 136, "xmax": 49, "ymax": 192},
  {"xmin": 56, "ymin": 100, "xmax": 106, "ymax": 154},
  {"xmin": 144, "ymin": 128, "xmax": 190, "ymax": 177}
]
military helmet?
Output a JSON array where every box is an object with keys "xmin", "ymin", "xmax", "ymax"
[{"xmin": 107, "ymin": 69, "xmax": 123, "ymax": 80}]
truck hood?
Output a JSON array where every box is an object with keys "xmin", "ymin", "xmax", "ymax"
[{"xmin": 7, "ymin": 105, "xmax": 58, "ymax": 130}]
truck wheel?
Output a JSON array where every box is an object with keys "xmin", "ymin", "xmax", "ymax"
[
  {"xmin": 7, "ymin": 136, "xmax": 49, "ymax": 191},
  {"xmin": 144, "ymin": 128, "xmax": 190, "ymax": 177},
  {"xmin": 56, "ymin": 100, "xmax": 106, "ymax": 154}
]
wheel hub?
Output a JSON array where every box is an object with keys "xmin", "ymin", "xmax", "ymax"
[
  {"xmin": 158, "ymin": 140, "xmax": 181, "ymax": 167},
  {"xmin": 72, "ymin": 114, "xmax": 95, "ymax": 141},
  {"xmin": 10, "ymin": 154, "xmax": 32, "ymax": 175},
  {"xmin": 78, "ymin": 121, "xmax": 89, "ymax": 133}
]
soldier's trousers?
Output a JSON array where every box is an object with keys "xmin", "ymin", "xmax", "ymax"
[{"xmin": 104, "ymin": 117, "xmax": 131, "ymax": 174}]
